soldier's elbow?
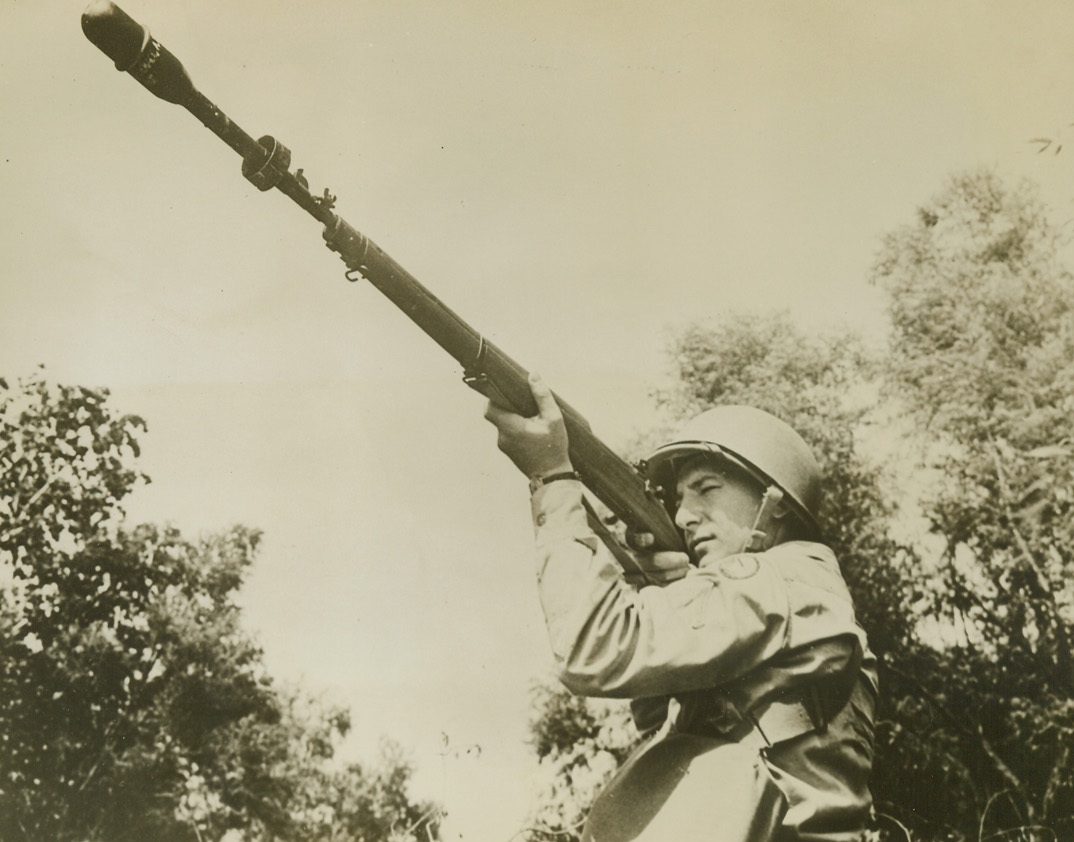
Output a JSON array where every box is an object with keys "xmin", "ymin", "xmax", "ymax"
[
  {"xmin": 555, "ymin": 651, "xmax": 631, "ymax": 698},
  {"xmin": 556, "ymin": 662, "xmax": 599, "ymax": 696}
]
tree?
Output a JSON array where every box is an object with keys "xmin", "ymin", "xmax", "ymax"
[
  {"xmin": 518, "ymin": 680, "xmax": 636, "ymax": 840},
  {"xmin": 0, "ymin": 371, "xmax": 439, "ymax": 841},
  {"xmin": 870, "ymin": 168, "xmax": 1074, "ymax": 840}
]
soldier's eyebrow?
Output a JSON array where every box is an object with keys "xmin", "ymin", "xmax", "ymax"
[
  {"xmin": 688, "ymin": 468, "xmax": 729, "ymax": 487},
  {"xmin": 676, "ymin": 463, "xmax": 732, "ymax": 498}
]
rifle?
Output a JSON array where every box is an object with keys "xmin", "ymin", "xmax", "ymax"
[{"xmin": 80, "ymin": 1, "xmax": 685, "ymax": 562}]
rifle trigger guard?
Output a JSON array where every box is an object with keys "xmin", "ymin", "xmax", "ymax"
[
  {"xmin": 462, "ymin": 370, "xmax": 486, "ymax": 391},
  {"xmin": 345, "ymin": 268, "xmax": 364, "ymax": 283}
]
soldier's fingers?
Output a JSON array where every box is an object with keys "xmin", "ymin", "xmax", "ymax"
[
  {"xmin": 484, "ymin": 401, "xmax": 522, "ymax": 429},
  {"xmin": 626, "ymin": 531, "xmax": 655, "ymax": 551},
  {"xmin": 528, "ymin": 372, "xmax": 561, "ymax": 420},
  {"xmin": 644, "ymin": 553, "xmax": 690, "ymax": 584},
  {"xmin": 648, "ymin": 551, "xmax": 690, "ymax": 571},
  {"xmin": 649, "ymin": 567, "xmax": 688, "ymax": 585}
]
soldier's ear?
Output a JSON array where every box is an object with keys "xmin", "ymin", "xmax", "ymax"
[{"xmin": 770, "ymin": 503, "xmax": 818, "ymax": 544}]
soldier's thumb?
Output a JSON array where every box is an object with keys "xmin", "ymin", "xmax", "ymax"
[{"xmin": 528, "ymin": 372, "xmax": 560, "ymax": 418}]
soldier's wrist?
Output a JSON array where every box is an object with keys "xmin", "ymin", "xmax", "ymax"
[{"xmin": 528, "ymin": 468, "xmax": 579, "ymax": 495}]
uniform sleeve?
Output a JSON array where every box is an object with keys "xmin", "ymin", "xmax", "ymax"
[{"xmin": 530, "ymin": 480, "xmax": 793, "ymax": 699}]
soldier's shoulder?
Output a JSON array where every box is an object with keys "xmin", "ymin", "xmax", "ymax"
[
  {"xmin": 765, "ymin": 540, "xmax": 851, "ymax": 599},
  {"xmin": 764, "ymin": 539, "xmax": 837, "ymax": 566}
]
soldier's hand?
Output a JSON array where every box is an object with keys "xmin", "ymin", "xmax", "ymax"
[
  {"xmin": 622, "ymin": 530, "xmax": 690, "ymax": 586},
  {"xmin": 483, "ymin": 372, "xmax": 573, "ymax": 479}
]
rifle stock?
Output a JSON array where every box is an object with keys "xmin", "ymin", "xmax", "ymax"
[{"xmin": 81, "ymin": 1, "xmax": 685, "ymax": 555}]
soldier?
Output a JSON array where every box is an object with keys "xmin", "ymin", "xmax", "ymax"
[{"xmin": 484, "ymin": 374, "xmax": 877, "ymax": 842}]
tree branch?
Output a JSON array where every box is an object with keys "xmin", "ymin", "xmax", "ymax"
[
  {"xmin": 883, "ymin": 662, "xmax": 1026, "ymax": 802},
  {"xmin": 989, "ymin": 441, "xmax": 1074, "ymax": 694}
]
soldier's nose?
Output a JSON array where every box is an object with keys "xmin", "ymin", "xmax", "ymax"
[{"xmin": 674, "ymin": 503, "xmax": 700, "ymax": 530}]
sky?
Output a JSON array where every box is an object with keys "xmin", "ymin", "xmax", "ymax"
[{"xmin": 3, "ymin": 1, "xmax": 1074, "ymax": 838}]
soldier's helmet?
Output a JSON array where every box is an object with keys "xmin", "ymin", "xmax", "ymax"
[{"xmin": 644, "ymin": 406, "xmax": 823, "ymax": 536}]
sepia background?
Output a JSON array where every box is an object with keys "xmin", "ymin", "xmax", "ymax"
[{"xmin": 3, "ymin": 1, "xmax": 1074, "ymax": 838}]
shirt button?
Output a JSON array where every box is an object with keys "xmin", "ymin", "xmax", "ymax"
[{"xmin": 536, "ymin": 514, "xmax": 547, "ymax": 527}]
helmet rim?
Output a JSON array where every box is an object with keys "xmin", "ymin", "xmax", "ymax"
[{"xmin": 644, "ymin": 406, "xmax": 822, "ymax": 535}]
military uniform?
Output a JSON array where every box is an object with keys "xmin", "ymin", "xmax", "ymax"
[{"xmin": 530, "ymin": 478, "xmax": 877, "ymax": 842}]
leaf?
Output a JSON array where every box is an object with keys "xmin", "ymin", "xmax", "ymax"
[
  {"xmin": 1015, "ymin": 497, "xmax": 1049, "ymax": 522},
  {"xmin": 1026, "ymin": 445, "xmax": 1070, "ymax": 459},
  {"xmin": 1015, "ymin": 477, "xmax": 1049, "ymax": 505}
]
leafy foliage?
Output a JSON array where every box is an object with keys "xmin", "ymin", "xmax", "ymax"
[
  {"xmin": 519, "ymin": 682, "xmax": 636, "ymax": 841},
  {"xmin": 870, "ymin": 169, "xmax": 1074, "ymax": 840},
  {"xmin": 0, "ymin": 371, "xmax": 438, "ymax": 841}
]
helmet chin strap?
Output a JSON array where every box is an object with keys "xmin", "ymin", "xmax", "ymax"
[{"xmin": 742, "ymin": 485, "xmax": 785, "ymax": 553}]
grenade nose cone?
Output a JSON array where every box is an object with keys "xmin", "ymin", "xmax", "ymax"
[
  {"xmin": 82, "ymin": 0, "xmax": 148, "ymax": 72},
  {"xmin": 82, "ymin": 0, "xmax": 116, "ymax": 15}
]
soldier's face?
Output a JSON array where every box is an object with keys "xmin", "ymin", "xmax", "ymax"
[{"xmin": 673, "ymin": 456, "xmax": 763, "ymax": 562}]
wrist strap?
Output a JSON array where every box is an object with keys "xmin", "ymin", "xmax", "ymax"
[{"xmin": 529, "ymin": 470, "xmax": 580, "ymax": 494}]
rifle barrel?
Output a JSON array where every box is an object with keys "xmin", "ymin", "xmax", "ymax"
[{"xmin": 81, "ymin": 1, "xmax": 685, "ymax": 553}]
